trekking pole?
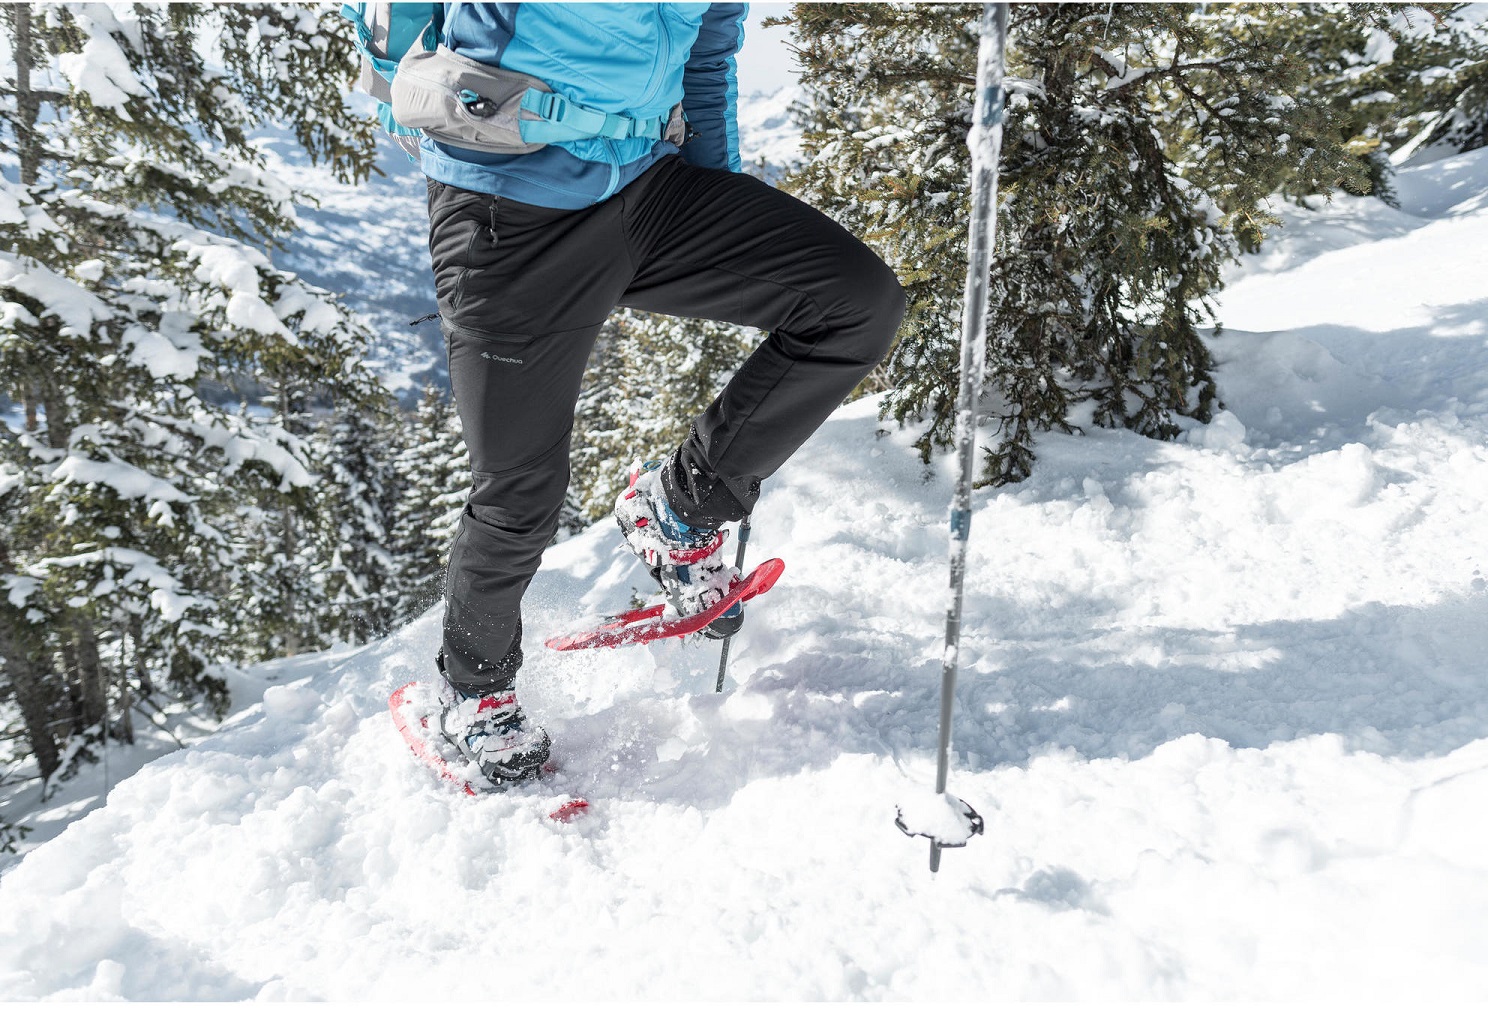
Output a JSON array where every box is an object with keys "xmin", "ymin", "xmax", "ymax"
[
  {"xmin": 714, "ymin": 514, "xmax": 752, "ymax": 693},
  {"xmin": 895, "ymin": 2, "xmax": 1007, "ymax": 873}
]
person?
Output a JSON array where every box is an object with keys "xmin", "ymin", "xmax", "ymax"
[{"xmin": 424, "ymin": 2, "xmax": 905, "ymax": 786}]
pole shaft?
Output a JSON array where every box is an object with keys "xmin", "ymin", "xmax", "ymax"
[
  {"xmin": 932, "ymin": 2, "xmax": 1008, "ymax": 870},
  {"xmin": 715, "ymin": 515, "xmax": 753, "ymax": 693}
]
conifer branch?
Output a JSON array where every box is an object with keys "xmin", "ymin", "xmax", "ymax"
[{"xmin": 1104, "ymin": 56, "xmax": 1247, "ymax": 100}]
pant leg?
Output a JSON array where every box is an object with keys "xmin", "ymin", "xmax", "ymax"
[
  {"xmin": 618, "ymin": 157, "xmax": 906, "ymax": 527},
  {"xmin": 428, "ymin": 180, "xmax": 632, "ymax": 694}
]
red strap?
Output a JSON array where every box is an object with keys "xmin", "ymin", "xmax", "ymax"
[{"xmin": 666, "ymin": 528, "xmax": 727, "ymax": 565}]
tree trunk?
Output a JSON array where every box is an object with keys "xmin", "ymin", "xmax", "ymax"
[
  {"xmin": 40, "ymin": 378, "xmax": 69, "ymax": 450},
  {"xmin": 0, "ymin": 619, "xmax": 61, "ymax": 781},
  {"xmin": 117, "ymin": 676, "xmax": 135, "ymax": 745},
  {"xmin": 281, "ymin": 505, "xmax": 303, "ymax": 657},
  {"xmin": 8, "ymin": 7, "xmax": 46, "ymax": 434},
  {"xmin": 117, "ymin": 623, "xmax": 141, "ymax": 746},
  {"xmin": 128, "ymin": 618, "xmax": 155, "ymax": 697},
  {"xmin": 8, "ymin": 6, "xmax": 44, "ymax": 188},
  {"xmin": 0, "ymin": 544, "xmax": 61, "ymax": 781},
  {"xmin": 60, "ymin": 641, "xmax": 83, "ymax": 733},
  {"xmin": 70, "ymin": 615, "xmax": 107, "ymax": 731}
]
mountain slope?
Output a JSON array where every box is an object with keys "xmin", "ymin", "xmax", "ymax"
[{"xmin": 2, "ymin": 152, "xmax": 1486, "ymax": 1001}]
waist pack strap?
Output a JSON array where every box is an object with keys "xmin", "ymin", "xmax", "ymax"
[
  {"xmin": 518, "ymin": 91, "xmax": 686, "ymax": 146},
  {"xmin": 374, "ymin": 17, "xmax": 692, "ymax": 154}
]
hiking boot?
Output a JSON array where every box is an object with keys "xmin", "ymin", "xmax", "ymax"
[
  {"xmin": 614, "ymin": 460, "xmax": 743, "ymax": 639},
  {"xmin": 437, "ymin": 684, "xmax": 551, "ymax": 787}
]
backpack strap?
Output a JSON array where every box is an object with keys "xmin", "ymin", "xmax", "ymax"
[
  {"xmin": 341, "ymin": 3, "xmax": 439, "ymax": 85},
  {"xmin": 518, "ymin": 92, "xmax": 683, "ymax": 145}
]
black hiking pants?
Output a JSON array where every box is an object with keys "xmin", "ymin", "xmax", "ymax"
[{"xmin": 427, "ymin": 155, "xmax": 905, "ymax": 694}]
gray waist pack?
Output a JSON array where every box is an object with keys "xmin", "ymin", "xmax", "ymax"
[
  {"xmin": 391, "ymin": 44, "xmax": 550, "ymax": 155},
  {"xmin": 391, "ymin": 44, "xmax": 687, "ymax": 156}
]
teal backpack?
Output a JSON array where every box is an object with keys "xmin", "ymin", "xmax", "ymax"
[{"xmin": 341, "ymin": 3, "xmax": 444, "ymax": 159}]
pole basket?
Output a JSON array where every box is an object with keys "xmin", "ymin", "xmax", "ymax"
[{"xmin": 894, "ymin": 792, "xmax": 985, "ymax": 849}]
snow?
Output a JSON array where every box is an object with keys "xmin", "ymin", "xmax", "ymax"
[
  {"xmin": 179, "ymin": 241, "xmax": 297, "ymax": 343},
  {"xmin": 49, "ymin": 453, "xmax": 191, "ymax": 507},
  {"xmin": 32, "ymin": 547, "xmax": 197, "ymax": 624},
  {"xmin": 0, "ymin": 252, "xmax": 112, "ymax": 338},
  {"xmin": 4, "ymin": 574, "xmax": 41, "ymax": 610},
  {"xmin": 894, "ymin": 789, "xmax": 980, "ymax": 846},
  {"xmin": 223, "ymin": 291, "xmax": 294, "ymax": 341},
  {"xmin": 737, "ymin": 85, "xmax": 804, "ymax": 169},
  {"xmin": 0, "ymin": 188, "xmax": 24, "ymax": 226},
  {"xmin": 56, "ymin": 32, "xmax": 148, "ymax": 119},
  {"xmin": 120, "ymin": 324, "xmax": 203, "ymax": 381},
  {"xmin": 4, "ymin": 149, "xmax": 1488, "ymax": 1001}
]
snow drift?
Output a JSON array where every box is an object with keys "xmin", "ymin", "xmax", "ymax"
[{"xmin": 2, "ymin": 149, "xmax": 1487, "ymax": 1001}]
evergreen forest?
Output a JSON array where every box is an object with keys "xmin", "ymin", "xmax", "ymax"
[{"xmin": 2, "ymin": 2, "xmax": 1486, "ymax": 852}]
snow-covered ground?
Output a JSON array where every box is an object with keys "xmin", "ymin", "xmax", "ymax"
[
  {"xmin": 3, "ymin": 147, "xmax": 1487, "ymax": 1000},
  {"xmin": 737, "ymin": 86, "xmax": 804, "ymax": 170},
  {"xmin": 263, "ymin": 120, "xmax": 442, "ymax": 398}
]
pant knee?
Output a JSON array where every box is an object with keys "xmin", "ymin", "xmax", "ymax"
[
  {"xmin": 834, "ymin": 255, "xmax": 905, "ymax": 367},
  {"xmin": 867, "ymin": 264, "xmax": 906, "ymax": 362},
  {"xmin": 466, "ymin": 452, "xmax": 570, "ymax": 536}
]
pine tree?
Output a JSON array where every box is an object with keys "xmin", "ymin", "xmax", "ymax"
[
  {"xmin": 0, "ymin": 4, "xmax": 385, "ymax": 781},
  {"xmin": 388, "ymin": 385, "xmax": 468, "ymax": 624},
  {"xmin": 569, "ymin": 311, "xmax": 757, "ymax": 523},
  {"xmin": 311, "ymin": 400, "xmax": 401, "ymax": 644},
  {"xmin": 783, "ymin": 2, "xmax": 1485, "ymax": 484},
  {"xmin": 1278, "ymin": 4, "xmax": 1488, "ymax": 169},
  {"xmin": 427, "ymin": 427, "xmax": 472, "ymax": 574}
]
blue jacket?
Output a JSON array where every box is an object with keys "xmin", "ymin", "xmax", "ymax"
[{"xmin": 420, "ymin": 2, "xmax": 748, "ymax": 208}]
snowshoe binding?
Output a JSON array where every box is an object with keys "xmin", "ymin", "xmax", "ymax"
[
  {"xmin": 437, "ymin": 683, "xmax": 551, "ymax": 788},
  {"xmin": 614, "ymin": 460, "xmax": 743, "ymax": 640}
]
